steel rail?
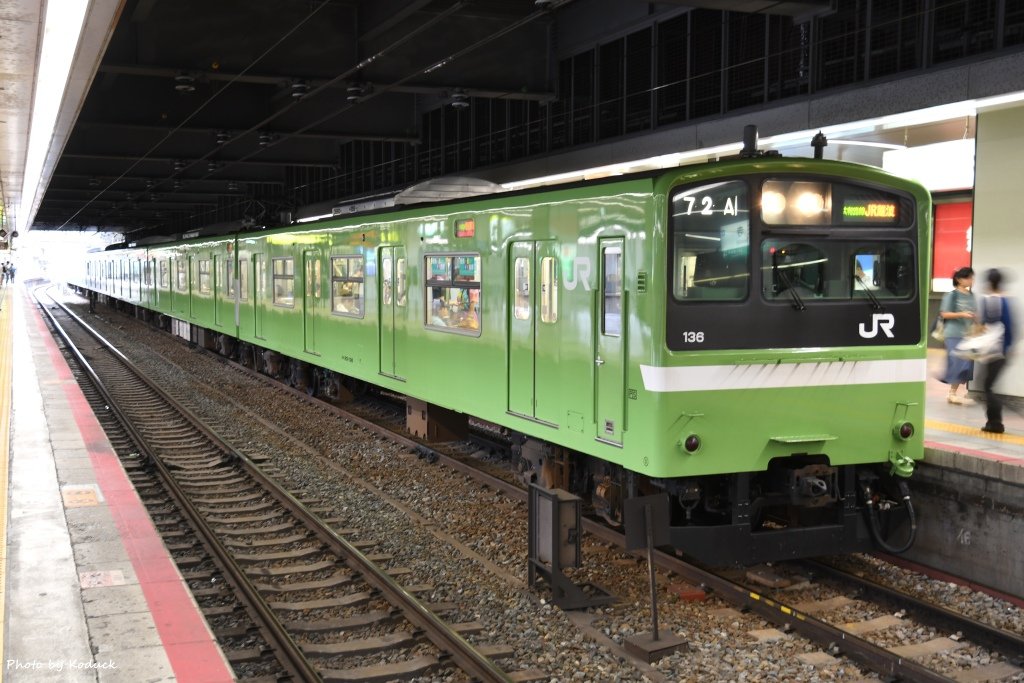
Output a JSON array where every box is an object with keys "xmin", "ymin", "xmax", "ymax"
[
  {"xmin": 41, "ymin": 288, "xmax": 512, "ymax": 683},
  {"xmin": 803, "ymin": 559, "xmax": 1024, "ymax": 663},
  {"xmin": 35, "ymin": 288, "xmax": 322, "ymax": 682}
]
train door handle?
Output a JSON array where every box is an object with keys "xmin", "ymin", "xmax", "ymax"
[{"xmin": 595, "ymin": 356, "xmax": 605, "ymax": 366}]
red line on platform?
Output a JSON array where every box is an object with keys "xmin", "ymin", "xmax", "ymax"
[
  {"xmin": 31, "ymin": 299, "xmax": 234, "ymax": 682},
  {"xmin": 925, "ymin": 440, "xmax": 1020, "ymax": 462}
]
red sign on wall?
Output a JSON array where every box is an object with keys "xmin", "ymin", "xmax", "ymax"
[{"xmin": 932, "ymin": 202, "xmax": 972, "ymax": 291}]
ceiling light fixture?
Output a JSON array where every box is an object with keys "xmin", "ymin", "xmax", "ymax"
[
  {"xmin": 450, "ymin": 88, "xmax": 469, "ymax": 109},
  {"xmin": 346, "ymin": 82, "xmax": 365, "ymax": 102},
  {"xmin": 174, "ymin": 73, "xmax": 196, "ymax": 93},
  {"xmin": 291, "ymin": 80, "xmax": 309, "ymax": 99},
  {"xmin": 215, "ymin": 130, "xmax": 230, "ymax": 145},
  {"xmin": 258, "ymin": 131, "xmax": 273, "ymax": 146}
]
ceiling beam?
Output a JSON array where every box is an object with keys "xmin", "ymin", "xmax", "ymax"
[
  {"xmin": 97, "ymin": 64, "xmax": 554, "ymax": 102},
  {"xmin": 627, "ymin": 0, "xmax": 835, "ymax": 20},
  {"xmin": 76, "ymin": 121, "xmax": 420, "ymax": 144},
  {"xmin": 62, "ymin": 153, "xmax": 336, "ymax": 168},
  {"xmin": 53, "ymin": 173, "xmax": 285, "ymax": 186}
]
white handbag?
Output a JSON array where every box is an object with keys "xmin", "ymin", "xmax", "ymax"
[{"xmin": 953, "ymin": 297, "xmax": 1005, "ymax": 362}]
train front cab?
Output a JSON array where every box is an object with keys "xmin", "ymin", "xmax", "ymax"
[{"xmin": 637, "ymin": 162, "xmax": 929, "ymax": 565}]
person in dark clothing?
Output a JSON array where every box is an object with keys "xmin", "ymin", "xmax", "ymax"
[{"xmin": 978, "ymin": 268, "xmax": 1015, "ymax": 433}]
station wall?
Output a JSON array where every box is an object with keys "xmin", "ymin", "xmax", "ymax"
[{"xmin": 971, "ymin": 104, "xmax": 1024, "ymax": 400}]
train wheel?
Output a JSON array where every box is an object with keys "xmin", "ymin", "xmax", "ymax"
[{"xmin": 238, "ymin": 343, "xmax": 253, "ymax": 369}]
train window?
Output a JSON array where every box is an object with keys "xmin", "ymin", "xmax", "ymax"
[
  {"xmin": 761, "ymin": 240, "xmax": 915, "ymax": 302},
  {"xmin": 176, "ymin": 260, "xmax": 187, "ymax": 291},
  {"xmin": 227, "ymin": 260, "xmax": 236, "ymax": 298},
  {"xmin": 159, "ymin": 260, "xmax": 169, "ymax": 289},
  {"xmin": 256, "ymin": 255, "xmax": 266, "ymax": 302},
  {"xmin": 272, "ymin": 257, "xmax": 295, "ymax": 307},
  {"xmin": 331, "ymin": 255, "xmax": 364, "ymax": 317},
  {"xmin": 382, "ymin": 256, "xmax": 393, "ymax": 305},
  {"xmin": 513, "ymin": 257, "xmax": 530, "ymax": 320},
  {"xmin": 540, "ymin": 257, "xmax": 558, "ymax": 324},
  {"xmin": 396, "ymin": 258, "xmax": 407, "ymax": 307},
  {"xmin": 602, "ymin": 248, "xmax": 622, "ymax": 336},
  {"xmin": 425, "ymin": 254, "xmax": 481, "ymax": 334},
  {"xmin": 239, "ymin": 259, "xmax": 249, "ymax": 301},
  {"xmin": 199, "ymin": 259, "xmax": 212, "ymax": 294},
  {"xmin": 306, "ymin": 258, "xmax": 321, "ymax": 299},
  {"xmin": 670, "ymin": 180, "xmax": 750, "ymax": 301}
]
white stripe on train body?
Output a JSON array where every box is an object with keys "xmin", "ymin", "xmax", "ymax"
[{"xmin": 639, "ymin": 358, "xmax": 926, "ymax": 393}]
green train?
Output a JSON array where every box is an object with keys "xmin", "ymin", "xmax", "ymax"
[{"xmin": 71, "ymin": 143, "xmax": 929, "ymax": 565}]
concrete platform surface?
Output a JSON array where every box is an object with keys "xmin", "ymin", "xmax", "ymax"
[{"xmin": 2, "ymin": 283, "xmax": 234, "ymax": 682}]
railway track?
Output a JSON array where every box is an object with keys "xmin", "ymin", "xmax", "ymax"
[
  {"xmin": 62, "ymin": 290, "xmax": 1024, "ymax": 682},
  {"xmin": 37, "ymin": 288, "xmax": 522, "ymax": 683}
]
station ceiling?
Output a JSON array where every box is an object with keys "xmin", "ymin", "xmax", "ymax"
[{"xmin": 0, "ymin": 0, "xmax": 855, "ymax": 239}]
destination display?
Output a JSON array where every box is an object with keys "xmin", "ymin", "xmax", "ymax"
[{"xmin": 840, "ymin": 198, "xmax": 900, "ymax": 224}]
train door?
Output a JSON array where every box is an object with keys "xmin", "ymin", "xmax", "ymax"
[
  {"xmin": 507, "ymin": 241, "xmax": 560, "ymax": 424},
  {"xmin": 187, "ymin": 255, "xmax": 195, "ymax": 319},
  {"xmin": 303, "ymin": 250, "xmax": 321, "ymax": 355},
  {"xmin": 379, "ymin": 246, "xmax": 406, "ymax": 379},
  {"xmin": 213, "ymin": 255, "xmax": 222, "ymax": 327},
  {"xmin": 254, "ymin": 253, "xmax": 266, "ymax": 340},
  {"xmin": 595, "ymin": 238, "xmax": 625, "ymax": 444},
  {"xmin": 168, "ymin": 257, "xmax": 176, "ymax": 314}
]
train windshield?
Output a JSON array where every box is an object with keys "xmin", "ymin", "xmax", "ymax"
[
  {"xmin": 670, "ymin": 180, "xmax": 750, "ymax": 301},
  {"xmin": 763, "ymin": 240, "xmax": 914, "ymax": 302}
]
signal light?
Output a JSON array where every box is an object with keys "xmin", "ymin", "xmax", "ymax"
[
  {"xmin": 683, "ymin": 435, "xmax": 701, "ymax": 453},
  {"xmin": 895, "ymin": 422, "xmax": 914, "ymax": 440}
]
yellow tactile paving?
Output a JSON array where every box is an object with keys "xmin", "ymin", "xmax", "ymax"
[
  {"xmin": 0, "ymin": 282, "xmax": 12, "ymax": 658},
  {"xmin": 925, "ymin": 419, "xmax": 1024, "ymax": 446}
]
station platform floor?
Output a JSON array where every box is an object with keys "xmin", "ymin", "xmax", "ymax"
[
  {"xmin": 1, "ymin": 282, "xmax": 234, "ymax": 682},
  {"xmin": 1, "ymin": 280, "xmax": 1021, "ymax": 680},
  {"xmin": 923, "ymin": 348, "xmax": 1024, "ymax": 477}
]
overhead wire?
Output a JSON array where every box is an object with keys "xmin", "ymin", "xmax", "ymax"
[
  {"xmin": 96, "ymin": 0, "xmax": 474, "ymax": 236},
  {"xmin": 143, "ymin": 1, "xmax": 559, "ymax": 232},
  {"xmin": 92, "ymin": 0, "xmax": 565, "ymax": 235},
  {"xmin": 56, "ymin": 0, "xmax": 336, "ymax": 230}
]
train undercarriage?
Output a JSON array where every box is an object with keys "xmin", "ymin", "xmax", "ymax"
[{"xmin": 514, "ymin": 437, "xmax": 916, "ymax": 566}]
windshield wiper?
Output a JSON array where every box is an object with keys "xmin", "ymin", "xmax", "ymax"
[
  {"xmin": 773, "ymin": 261, "xmax": 806, "ymax": 311},
  {"xmin": 854, "ymin": 274, "xmax": 884, "ymax": 310}
]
